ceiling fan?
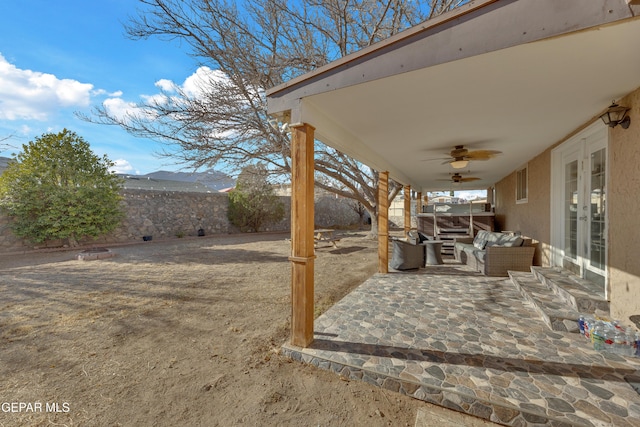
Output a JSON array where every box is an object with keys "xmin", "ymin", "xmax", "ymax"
[
  {"xmin": 437, "ymin": 173, "xmax": 481, "ymax": 183},
  {"xmin": 431, "ymin": 145, "xmax": 502, "ymax": 169}
]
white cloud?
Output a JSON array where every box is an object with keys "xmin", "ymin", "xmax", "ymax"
[
  {"xmin": 155, "ymin": 79, "xmax": 177, "ymax": 92},
  {"xmin": 102, "ymin": 67, "xmax": 240, "ymax": 141},
  {"xmin": 0, "ymin": 53, "xmax": 94, "ymax": 121},
  {"xmin": 92, "ymin": 89, "xmax": 123, "ymax": 97},
  {"xmin": 456, "ymin": 190, "xmax": 487, "ymax": 200},
  {"xmin": 102, "ymin": 97, "xmax": 148, "ymax": 122},
  {"xmin": 175, "ymin": 66, "xmax": 229, "ymax": 99},
  {"xmin": 110, "ymin": 159, "xmax": 137, "ymax": 174},
  {"xmin": 103, "ymin": 67, "xmax": 228, "ymax": 121}
]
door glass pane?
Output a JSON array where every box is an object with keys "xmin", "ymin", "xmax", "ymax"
[
  {"xmin": 564, "ymin": 160, "xmax": 578, "ymax": 259},
  {"xmin": 589, "ymin": 148, "xmax": 606, "ymax": 270}
]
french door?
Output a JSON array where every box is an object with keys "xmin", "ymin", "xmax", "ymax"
[{"xmin": 552, "ymin": 122, "xmax": 608, "ymax": 294}]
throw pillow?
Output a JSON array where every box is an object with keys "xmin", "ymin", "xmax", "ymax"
[{"xmin": 473, "ymin": 236, "xmax": 487, "ymax": 250}]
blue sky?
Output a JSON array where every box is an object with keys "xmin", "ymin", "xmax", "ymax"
[{"xmin": 0, "ymin": 0, "xmax": 200, "ymax": 174}]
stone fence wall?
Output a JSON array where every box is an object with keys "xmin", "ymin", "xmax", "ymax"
[{"xmin": 0, "ymin": 190, "xmax": 362, "ymax": 253}]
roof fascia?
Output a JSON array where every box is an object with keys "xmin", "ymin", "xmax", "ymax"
[{"xmin": 267, "ymin": 0, "xmax": 636, "ymax": 115}]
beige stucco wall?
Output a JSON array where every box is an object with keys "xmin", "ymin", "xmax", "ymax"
[
  {"xmin": 608, "ymin": 89, "xmax": 640, "ymax": 321},
  {"xmin": 493, "ymin": 149, "xmax": 552, "ymax": 267},
  {"xmin": 494, "ymin": 86, "xmax": 640, "ymax": 324}
]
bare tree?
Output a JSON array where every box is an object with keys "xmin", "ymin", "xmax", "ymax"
[
  {"xmin": 84, "ymin": 0, "xmax": 468, "ymax": 237},
  {"xmin": 1, "ymin": 134, "xmax": 16, "ymax": 151}
]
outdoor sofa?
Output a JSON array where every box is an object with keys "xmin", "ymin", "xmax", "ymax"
[{"xmin": 454, "ymin": 230, "xmax": 535, "ymax": 276}]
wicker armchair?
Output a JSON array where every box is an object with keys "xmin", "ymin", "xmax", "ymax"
[{"xmin": 390, "ymin": 238, "xmax": 425, "ymax": 270}]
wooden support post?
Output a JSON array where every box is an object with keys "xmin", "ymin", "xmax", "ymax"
[
  {"xmin": 416, "ymin": 191, "xmax": 422, "ymax": 215},
  {"xmin": 404, "ymin": 185, "xmax": 411, "ymax": 237},
  {"xmin": 378, "ymin": 171, "xmax": 389, "ymax": 273},
  {"xmin": 289, "ymin": 123, "xmax": 315, "ymax": 348}
]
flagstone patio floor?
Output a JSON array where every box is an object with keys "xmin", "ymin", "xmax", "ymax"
[{"xmin": 282, "ymin": 261, "xmax": 640, "ymax": 426}]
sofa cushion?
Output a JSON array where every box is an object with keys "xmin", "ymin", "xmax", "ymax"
[
  {"xmin": 473, "ymin": 230, "xmax": 521, "ymax": 249},
  {"xmin": 481, "ymin": 231, "xmax": 524, "ymax": 248},
  {"xmin": 462, "ymin": 244, "xmax": 479, "ymax": 262},
  {"xmin": 473, "ymin": 230, "xmax": 490, "ymax": 250},
  {"xmin": 498, "ymin": 236, "xmax": 523, "ymax": 247}
]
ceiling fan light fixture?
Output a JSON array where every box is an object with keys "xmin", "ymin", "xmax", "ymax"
[{"xmin": 450, "ymin": 159, "xmax": 469, "ymax": 169}]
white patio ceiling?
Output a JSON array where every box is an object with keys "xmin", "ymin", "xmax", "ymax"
[{"xmin": 267, "ymin": 0, "xmax": 640, "ymax": 192}]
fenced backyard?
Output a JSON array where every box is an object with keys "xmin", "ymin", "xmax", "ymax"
[{"xmin": 0, "ymin": 231, "xmax": 439, "ymax": 426}]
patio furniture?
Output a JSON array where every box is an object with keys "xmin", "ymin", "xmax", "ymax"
[
  {"xmin": 424, "ymin": 240, "xmax": 444, "ymax": 265},
  {"xmin": 314, "ymin": 229, "xmax": 340, "ymax": 248},
  {"xmin": 390, "ymin": 238, "xmax": 425, "ymax": 270},
  {"xmin": 454, "ymin": 230, "xmax": 535, "ymax": 276}
]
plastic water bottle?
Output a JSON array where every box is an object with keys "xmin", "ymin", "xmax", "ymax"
[
  {"xmin": 604, "ymin": 327, "xmax": 615, "ymax": 353},
  {"xmin": 590, "ymin": 321, "xmax": 602, "ymax": 343},
  {"xmin": 584, "ymin": 317, "xmax": 594, "ymax": 340},
  {"xmin": 593, "ymin": 323, "xmax": 606, "ymax": 351},
  {"xmin": 578, "ymin": 316, "xmax": 585, "ymax": 335},
  {"xmin": 624, "ymin": 332, "xmax": 635, "ymax": 356},
  {"xmin": 613, "ymin": 330, "xmax": 626, "ymax": 355}
]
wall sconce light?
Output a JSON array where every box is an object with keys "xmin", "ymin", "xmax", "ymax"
[
  {"xmin": 599, "ymin": 101, "xmax": 631, "ymax": 129},
  {"xmin": 450, "ymin": 158, "xmax": 469, "ymax": 169}
]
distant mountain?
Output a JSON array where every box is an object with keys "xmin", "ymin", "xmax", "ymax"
[
  {"xmin": 0, "ymin": 156, "xmax": 10, "ymax": 175},
  {"xmin": 125, "ymin": 169, "xmax": 236, "ymax": 192},
  {"xmin": 0, "ymin": 159, "xmax": 236, "ymax": 193}
]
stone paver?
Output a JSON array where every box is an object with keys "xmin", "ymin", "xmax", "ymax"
[{"xmin": 283, "ymin": 262, "xmax": 640, "ymax": 427}]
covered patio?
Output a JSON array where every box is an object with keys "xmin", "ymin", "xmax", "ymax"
[
  {"xmin": 282, "ymin": 262, "xmax": 640, "ymax": 426},
  {"xmin": 267, "ymin": 0, "xmax": 640, "ymax": 346},
  {"xmin": 266, "ymin": 0, "xmax": 640, "ymax": 425}
]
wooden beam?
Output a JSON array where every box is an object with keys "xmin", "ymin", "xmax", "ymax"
[
  {"xmin": 289, "ymin": 123, "xmax": 316, "ymax": 348},
  {"xmin": 378, "ymin": 171, "xmax": 389, "ymax": 273},
  {"xmin": 404, "ymin": 185, "xmax": 411, "ymax": 237},
  {"xmin": 416, "ymin": 191, "xmax": 422, "ymax": 216}
]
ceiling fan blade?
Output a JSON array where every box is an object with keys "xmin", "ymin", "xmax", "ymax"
[
  {"xmin": 465, "ymin": 150, "xmax": 502, "ymax": 160},
  {"xmin": 420, "ymin": 157, "xmax": 451, "ymax": 162},
  {"xmin": 460, "ymin": 177, "xmax": 481, "ymax": 182},
  {"xmin": 423, "ymin": 145, "xmax": 500, "ymax": 164}
]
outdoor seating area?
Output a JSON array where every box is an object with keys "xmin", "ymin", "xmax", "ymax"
[
  {"xmin": 454, "ymin": 230, "xmax": 536, "ymax": 277},
  {"xmin": 282, "ymin": 262, "xmax": 640, "ymax": 426},
  {"xmin": 389, "ymin": 231, "xmax": 437, "ymax": 270},
  {"xmin": 390, "ymin": 238, "xmax": 425, "ymax": 270}
]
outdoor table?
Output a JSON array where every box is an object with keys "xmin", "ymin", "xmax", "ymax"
[
  {"xmin": 314, "ymin": 229, "xmax": 340, "ymax": 248},
  {"xmin": 424, "ymin": 240, "xmax": 444, "ymax": 265}
]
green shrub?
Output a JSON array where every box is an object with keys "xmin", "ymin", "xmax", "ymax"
[
  {"xmin": 228, "ymin": 165, "xmax": 284, "ymax": 232},
  {"xmin": 0, "ymin": 129, "xmax": 123, "ymax": 246}
]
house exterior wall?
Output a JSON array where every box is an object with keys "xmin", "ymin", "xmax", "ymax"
[
  {"xmin": 494, "ymin": 86, "xmax": 640, "ymax": 323},
  {"xmin": 608, "ymin": 89, "xmax": 640, "ymax": 320},
  {"xmin": 494, "ymin": 149, "xmax": 552, "ymax": 267}
]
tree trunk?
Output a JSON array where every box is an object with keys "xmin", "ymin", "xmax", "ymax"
[
  {"xmin": 367, "ymin": 206, "xmax": 378, "ymax": 239},
  {"xmin": 68, "ymin": 234, "xmax": 79, "ymax": 248}
]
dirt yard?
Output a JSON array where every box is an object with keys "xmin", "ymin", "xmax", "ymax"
[{"xmin": 0, "ymin": 231, "xmax": 476, "ymax": 426}]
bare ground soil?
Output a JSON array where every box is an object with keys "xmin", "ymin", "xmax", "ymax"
[{"xmin": 0, "ymin": 231, "xmax": 473, "ymax": 426}]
